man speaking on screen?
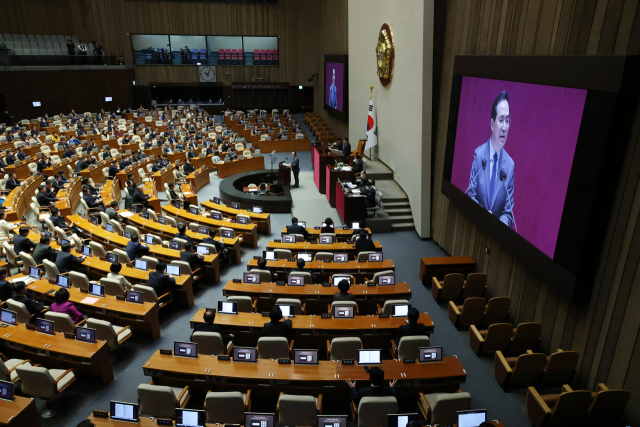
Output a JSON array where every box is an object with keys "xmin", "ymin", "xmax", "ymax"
[
  {"xmin": 329, "ymin": 68, "xmax": 338, "ymax": 109},
  {"xmin": 466, "ymin": 90, "xmax": 516, "ymax": 230}
]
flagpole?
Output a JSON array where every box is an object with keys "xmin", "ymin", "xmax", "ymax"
[{"xmin": 367, "ymin": 86, "xmax": 373, "ymax": 159}]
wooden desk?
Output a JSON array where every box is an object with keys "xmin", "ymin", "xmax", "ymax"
[
  {"xmin": 0, "ymin": 396, "xmax": 40, "ymax": 427},
  {"xmin": 3, "ymin": 176, "xmax": 42, "ymax": 221},
  {"xmin": 222, "ymin": 280, "xmax": 411, "ymax": 315},
  {"xmin": 54, "ymin": 177, "xmax": 83, "ymax": 217},
  {"xmin": 201, "ymin": 200, "xmax": 271, "ymax": 235},
  {"xmin": 190, "ymin": 309, "xmax": 433, "ymax": 348},
  {"xmin": 116, "ymin": 158, "xmax": 154, "ymax": 188},
  {"xmin": 142, "ymin": 350, "xmax": 465, "ymax": 398},
  {"xmin": 187, "ymin": 168, "xmax": 210, "ymax": 193},
  {"xmin": 312, "ymin": 145, "xmax": 349, "ymax": 194},
  {"xmin": 326, "ymin": 166, "xmax": 355, "ymax": 207},
  {"xmin": 42, "ymin": 158, "xmax": 73, "ymax": 177},
  {"xmin": 24, "ymin": 278, "xmax": 161, "ymax": 341},
  {"xmin": 101, "ymin": 178, "xmax": 122, "ymax": 210},
  {"xmin": 79, "ymin": 161, "xmax": 110, "ymax": 184},
  {"xmin": 86, "ymin": 414, "xmax": 216, "ymax": 427},
  {"xmin": 152, "ymin": 165, "xmax": 175, "ymax": 189},
  {"xmin": 0, "ymin": 322, "xmax": 113, "ymax": 386},
  {"xmin": 5, "ymin": 161, "xmax": 34, "ymax": 180},
  {"xmin": 280, "ymin": 226, "xmax": 371, "ymax": 241},
  {"xmin": 180, "ymin": 184, "xmax": 199, "ymax": 207},
  {"xmin": 419, "ymin": 256, "xmax": 476, "ymax": 283},
  {"xmin": 336, "ymin": 181, "xmax": 366, "ymax": 225},
  {"xmin": 215, "ymin": 156, "xmax": 265, "ymax": 179},
  {"xmin": 265, "ymin": 240, "xmax": 382, "ymax": 258},
  {"xmin": 246, "ymin": 258, "xmax": 395, "ymax": 282},
  {"xmin": 119, "ymin": 212, "xmax": 242, "ymax": 265},
  {"xmin": 162, "ymin": 204, "xmax": 258, "ymax": 248}
]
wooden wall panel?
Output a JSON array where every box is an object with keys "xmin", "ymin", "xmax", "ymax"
[{"xmin": 432, "ymin": 1, "xmax": 640, "ymax": 423}]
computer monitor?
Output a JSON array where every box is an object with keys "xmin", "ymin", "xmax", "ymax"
[
  {"xmin": 174, "ymin": 341, "xmax": 197, "ymax": 358},
  {"xmin": 173, "ymin": 200, "xmax": 181, "ymax": 209},
  {"xmin": 368, "ymin": 253, "xmax": 383, "ymax": 262},
  {"xmin": 351, "ymin": 222, "xmax": 361, "ymax": 230},
  {"xmin": 263, "ymin": 250, "xmax": 277, "ymax": 261},
  {"xmin": 217, "ymin": 301, "xmax": 238, "ymax": 314},
  {"xmin": 105, "ymin": 223, "xmax": 114, "ymax": 232},
  {"xmin": 29, "ymin": 266, "xmax": 40, "ymax": 279},
  {"xmin": 282, "ymin": 234, "xmax": 295, "ymax": 243},
  {"xmin": 0, "ymin": 309, "xmax": 16, "ymax": 326},
  {"xmin": 106, "ymin": 253, "xmax": 118, "ymax": 263},
  {"xmin": 60, "ymin": 238, "xmax": 70, "ymax": 246},
  {"xmin": 392, "ymin": 304, "xmax": 410, "ymax": 317},
  {"xmin": 294, "ymin": 349, "xmax": 318, "ymax": 365},
  {"xmin": 213, "ymin": 197, "xmax": 221, "ymax": 204},
  {"xmin": 253, "ymin": 206, "xmax": 263, "ymax": 214},
  {"xmin": 82, "ymin": 245, "xmax": 91, "ymax": 256},
  {"xmin": 276, "ymin": 304, "xmax": 295, "ymax": 317},
  {"xmin": 190, "ymin": 206, "xmax": 200, "ymax": 215},
  {"xmin": 198, "ymin": 225, "xmax": 209, "ymax": 234},
  {"xmin": 35, "ymin": 318, "xmax": 55, "ymax": 335},
  {"xmin": 317, "ymin": 415, "xmax": 348, "ymax": 427},
  {"xmin": 123, "ymin": 230, "xmax": 132, "ymax": 238},
  {"xmin": 245, "ymin": 413, "xmax": 274, "ymax": 427},
  {"xmin": 387, "ymin": 413, "xmax": 419, "ymax": 427},
  {"xmin": 321, "ymin": 222, "xmax": 334, "ymax": 229},
  {"xmin": 110, "ymin": 401, "xmax": 139, "ymax": 423},
  {"xmin": 237, "ymin": 216, "xmax": 249, "ymax": 224},
  {"xmin": 76, "ymin": 326, "xmax": 96, "ymax": 344},
  {"xmin": 319, "ymin": 235, "xmax": 334, "ymax": 244},
  {"xmin": 126, "ymin": 290, "xmax": 144, "ymax": 304},
  {"xmin": 419, "ymin": 346, "xmax": 443, "ymax": 363},
  {"xmin": 333, "ymin": 253, "xmax": 348, "ymax": 263},
  {"xmin": 457, "ymin": 409, "xmax": 487, "ymax": 427},
  {"xmin": 233, "ymin": 347, "xmax": 257, "ymax": 363},
  {"xmin": 141, "ymin": 211, "xmax": 150, "ymax": 219},
  {"xmin": 231, "ymin": 202, "xmax": 240, "ymax": 209},
  {"xmin": 129, "ymin": 206, "xmax": 137, "ymax": 214},
  {"xmin": 145, "ymin": 235, "xmax": 155, "ymax": 245},
  {"xmin": 89, "ymin": 283, "xmax": 105, "ymax": 297},
  {"xmin": 211, "ymin": 212, "xmax": 222, "ymax": 220},
  {"xmin": 377, "ymin": 275, "xmax": 395, "ymax": 286},
  {"xmin": 221, "ymin": 229, "xmax": 233, "ymax": 238},
  {"xmin": 297, "ymin": 252, "xmax": 313, "ymax": 262},
  {"xmin": 169, "ymin": 241, "xmax": 181, "ymax": 250},
  {"xmin": 0, "ymin": 380, "xmax": 13, "ymax": 401},
  {"xmin": 166, "ymin": 264, "xmax": 180, "ymax": 276},
  {"xmin": 196, "ymin": 245, "xmax": 210, "ymax": 256},
  {"xmin": 158, "ymin": 216, "xmax": 167, "ymax": 225},
  {"xmin": 333, "ymin": 305, "xmax": 355, "ymax": 318},
  {"xmin": 332, "ymin": 275, "xmax": 351, "ymax": 287},
  {"xmin": 298, "ymin": 221, "xmax": 306, "ymax": 228},
  {"xmin": 241, "ymin": 272, "xmax": 259, "ymax": 284},
  {"xmin": 287, "ymin": 275, "xmax": 304, "ymax": 286},
  {"xmin": 358, "ymin": 349, "xmax": 382, "ymax": 365},
  {"xmin": 134, "ymin": 259, "xmax": 148, "ymax": 271},
  {"xmin": 90, "ymin": 216, "xmax": 99, "ymax": 225},
  {"xmin": 56, "ymin": 274, "xmax": 70, "ymax": 288},
  {"xmin": 176, "ymin": 408, "xmax": 206, "ymax": 427}
]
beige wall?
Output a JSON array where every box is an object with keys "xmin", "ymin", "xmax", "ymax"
[{"xmin": 348, "ymin": 0, "xmax": 433, "ymax": 237}]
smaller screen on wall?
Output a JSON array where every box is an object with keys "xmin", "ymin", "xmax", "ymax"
[{"xmin": 325, "ymin": 62, "xmax": 344, "ymax": 112}]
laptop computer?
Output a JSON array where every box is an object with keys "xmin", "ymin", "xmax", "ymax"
[
  {"xmin": 457, "ymin": 409, "xmax": 487, "ymax": 427},
  {"xmin": 357, "ymin": 349, "xmax": 382, "ymax": 365}
]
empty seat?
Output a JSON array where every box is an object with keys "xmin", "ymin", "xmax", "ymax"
[
  {"xmin": 391, "ymin": 335, "xmax": 431, "ymax": 360},
  {"xmin": 482, "ymin": 296, "xmax": 511, "ymax": 326},
  {"xmin": 432, "ymin": 273, "xmax": 464, "ymax": 301},
  {"xmin": 470, "ymin": 323, "xmax": 514, "ymax": 355},
  {"xmin": 461, "ymin": 273, "xmax": 487, "ymax": 298},
  {"xmin": 227, "ymin": 296, "xmax": 256, "ymax": 313},
  {"xmin": 17, "ymin": 365, "xmax": 76, "ymax": 417},
  {"xmin": 351, "ymin": 396, "xmax": 398, "ymax": 427},
  {"xmin": 275, "ymin": 298, "xmax": 304, "ymax": 315},
  {"xmin": 378, "ymin": 299, "xmax": 410, "ymax": 315},
  {"xmin": 204, "ymin": 391, "xmax": 251, "ymax": 424},
  {"xmin": 540, "ymin": 349, "xmax": 580, "ymax": 385},
  {"xmin": 327, "ymin": 337, "xmax": 361, "ymax": 361},
  {"xmin": 138, "ymin": 383, "xmax": 190, "ymax": 419},
  {"xmin": 0, "ymin": 354, "xmax": 33, "ymax": 383},
  {"xmin": 85, "ymin": 318, "xmax": 132, "ymax": 349},
  {"xmin": 257, "ymin": 337, "xmax": 292, "ymax": 359},
  {"xmin": 526, "ymin": 385, "xmax": 592, "ymax": 427},
  {"xmin": 191, "ymin": 332, "xmax": 232, "ymax": 356},
  {"xmin": 448, "ymin": 297, "xmax": 486, "ymax": 327},
  {"xmin": 495, "ymin": 350, "xmax": 548, "ymax": 388},
  {"xmin": 277, "ymin": 393, "xmax": 322, "ymax": 427},
  {"xmin": 417, "ymin": 391, "xmax": 471, "ymax": 426},
  {"xmin": 585, "ymin": 383, "xmax": 630, "ymax": 426}
]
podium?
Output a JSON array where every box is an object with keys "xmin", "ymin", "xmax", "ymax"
[{"xmin": 278, "ymin": 161, "xmax": 291, "ymax": 187}]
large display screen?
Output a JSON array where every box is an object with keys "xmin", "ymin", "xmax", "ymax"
[
  {"xmin": 450, "ymin": 77, "xmax": 587, "ymax": 258},
  {"xmin": 325, "ymin": 62, "xmax": 345, "ymax": 112}
]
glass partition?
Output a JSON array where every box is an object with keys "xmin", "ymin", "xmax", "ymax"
[
  {"xmin": 169, "ymin": 35, "xmax": 207, "ymax": 65},
  {"xmin": 207, "ymin": 36, "xmax": 243, "ymax": 65},
  {"xmin": 131, "ymin": 35, "xmax": 170, "ymax": 65},
  {"xmin": 243, "ymin": 36, "xmax": 278, "ymax": 66}
]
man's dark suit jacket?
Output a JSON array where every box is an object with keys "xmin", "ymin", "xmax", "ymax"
[
  {"xmin": 52, "ymin": 179, "xmax": 64, "ymax": 192},
  {"xmin": 33, "ymin": 243, "xmax": 57, "ymax": 265},
  {"xmin": 342, "ymin": 142, "xmax": 351, "ymax": 156},
  {"xmin": 333, "ymin": 292, "xmax": 356, "ymax": 302},
  {"xmin": 350, "ymin": 385, "xmax": 397, "ymax": 405},
  {"xmin": 11, "ymin": 294, "xmax": 45, "ymax": 314},
  {"xmin": 109, "ymin": 165, "xmax": 119, "ymax": 178},
  {"xmin": 352, "ymin": 160, "xmax": 363, "ymax": 173},
  {"xmin": 174, "ymin": 232, "xmax": 193, "ymax": 245},
  {"xmin": 126, "ymin": 241, "xmax": 149, "ymax": 261},
  {"xmin": 55, "ymin": 251, "xmax": 83, "ymax": 274},
  {"xmin": 180, "ymin": 251, "xmax": 205, "ymax": 271},
  {"xmin": 202, "ymin": 237, "xmax": 223, "ymax": 253},
  {"xmin": 0, "ymin": 280, "xmax": 14, "ymax": 302},
  {"xmin": 262, "ymin": 319, "xmax": 292, "ymax": 338},
  {"xmin": 37, "ymin": 192, "xmax": 54, "ymax": 206},
  {"xmin": 286, "ymin": 224, "xmax": 308, "ymax": 240},
  {"xmin": 50, "ymin": 215, "xmax": 67, "ymax": 229},
  {"xmin": 75, "ymin": 160, "xmax": 88, "ymax": 172},
  {"xmin": 147, "ymin": 271, "xmax": 175, "ymax": 296},
  {"xmin": 14, "ymin": 235, "xmax": 36, "ymax": 255},
  {"xmin": 397, "ymin": 322, "xmax": 429, "ymax": 339},
  {"xmin": 190, "ymin": 322, "xmax": 232, "ymax": 345},
  {"xmin": 355, "ymin": 237, "xmax": 376, "ymax": 253},
  {"xmin": 5, "ymin": 178, "xmax": 19, "ymax": 191}
]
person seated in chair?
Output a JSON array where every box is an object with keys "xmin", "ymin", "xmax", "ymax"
[
  {"xmin": 345, "ymin": 366, "xmax": 396, "ymax": 405},
  {"xmin": 174, "ymin": 223, "xmax": 193, "ymax": 245},
  {"xmin": 14, "ymin": 226, "xmax": 36, "ymax": 255},
  {"xmin": 147, "ymin": 262, "xmax": 175, "ymax": 296},
  {"xmin": 11, "ymin": 282, "xmax": 48, "ymax": 315},
  {"xmin": 190, "ymin": 309, "xmax": 233, "ymax": 345},
  {"xmin": 5, "ymin": 172, "xmax": 20, "ymax": 190},
  {"xmin": 0, "ymin": 268, "xmax": 14, "ymax": 302},
  {"xmin": 183, "ymin": 158, "xmax": 195, "ymax": 175},
  {"xmin": 255, "ymin": 257, "xmax": 277, "ymax": 281},
  {"xmin": 334, "ymin": 279, "xmax": 356, "ymax": 302},
  {"xmin": 107, "ymin": 262, "xmax": 132, "ymax": 290},
  {"xmin": 82, "ymin": 178, "xmax": 99, "ymax": 196},
  {"xmin": 33, "ymin": 235, "xmax": 57, "ymax": 265},
  {"xmin": 286, "ymin": 217, "xmax": 309, "ymax": 240},
  {"xmin": 51, "ymin": 288, "xmax": 85, "ymax": 324},
  {"xmin": 105, "ymin": 201, "xmax": 119, "ymax": 221},
  {"xmin": 36, "ymin": 185, "xmax": 57, "ymax": 207},
  {"xmin": 292, "ymin": 258, "xmax": 317, "ymax": 283},
  {"xmin": 180, "ymin": 243, "xmax": 206, "ymax": 272},
  {"xmin": 355, "ymin": 229, "xmax": 376, "ymax": 252},
  {"xmin": 82, "ymin": 187, "xmax": 105, "ymax": 212},
  {"xmin": 125, "ymin": 234, "xmax": 149, "ymax": 261},
  {"xmin": 167, "ymin": 182, "xmax": 189, "ymax": 210},
  {"xmin": 132, "ymin": 184, "xmax": 150, "ymax": 209},
  {"xmin": 320, "ymin": 217, "xmax": 334, "ymax": 234},
  {"xmin": 397, "ymin": 307, "xmax": 429, "ymax": 340},
  {"xmin": 55, "ymin": 243, "xmax": 86, "ymax": 274},
  {"xmin": 352, "ymin": 154, "xmax": 364, "ymax": 174},
  {"xmin": 262, "ymin": 305, "xmax": 292, "ymax": 339},
  {"xmin": 151, "ymin": 159, "xmax": 163, "ymax": 172},
  {"xmin": 49, "ymin": 207, "xmax": 71, "ymax": 233},
  {"xmin": 16, "ymin": 146, "xmax": 26, "ymax": 161}
]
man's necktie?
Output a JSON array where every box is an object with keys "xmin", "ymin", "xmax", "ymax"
[{"xmin": 490, "ymin": 152, "xmax": 498, "ymax": 207}]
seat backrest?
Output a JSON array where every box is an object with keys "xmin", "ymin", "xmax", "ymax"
[
  {"xmin": 510, "ymin": 353, "xmax": 548, "ymax": 386},
  {"xmin": 314, "ymin": 251, "xmax": 333, "ymax": 261},
  {"xmin": 86, "ymin": 318, "xmax": 117, "ymax": 347},
  {"xmin": 171, "ymin": 260, "xmax": 191, "ymax": 275},
  {"xmin": 113, "ymin": 248, "xmax": 131, "ymax": 264},
  {"xmin": 15, "ymin": 366, "xmax": 54, "ymax": 399},
  {"xmin": 257, "ymin": 337, "xmax": 289, "ymax": 359},
  {"xmin": 541, "ymin": 350, "xmax": 580, "ymax": 385},
  {"xmin": 6, "ymin": 299, "xmax": 32, "ymax": 323},
  {"xmin": 43, "ymin": 259, "xmax": 60, "ymax": 280},
  {"xmin": 205, "ymin": 391, "xmax": 245, "ymax": 424},
  {"xmin": 587, "ymin": 388, "xmax": 631, "ymax": 425},
  {"xmin": 132, "ymin": 284, "xmax": 158, "ymax": 303},
  {"xmin": 249, "ymin": 269, "xmax": 272, "ymax": 283},
  {"xmin": 483, "ymin": 297, "xmax": 511, "ymax": 326},
  {"xmin": 278, "ymin": 394, "xmax": 317, "ymax": 426},
  {"xmin": 372, "ymin": 270, "xmax": 395, "ymax": 284},
  {"xmin": 357, "ymin": 396, "xmax": 398, "ymax": 427},
  {"xmin": 329, "ymin": 337, "xmax": 362, "ymax": 361},
  {"xmin": 275, "ymin": 298, "xmax": 303, "ymax": 315},
  {"xmin": 462, "ymin": 273, "xmax": 487, "ymax": 298},
  {"xmin": 45, "ymin": 311, "xmax": 76, "ymax": 333},
  {"xmin": 288, "ymin": 271, "xmax": 311, "ymax": 285},
  {"xmin": 100, "ymin": 278, "xmax": 125, "ymax": 296},
  {"xmin": 89, "ymin": 241, "xmax": 107, "ymax": 258},
  {"xmin": 19, "ymin": 251, "xmax": 37, "ymax": 275},
  {"xmin": 109, "ymin": 219, "xmax": 124, "ymax": 233},
  {"xmin": 273, "ymin": 248, "xmax": 292, "ymax": 259},
  {"xmin": 548, "ymin": 390, "xmax": 592, "ymax": 426},
  {"xmin": 458, "ymin": 297, "xmax": 487, "ymax": 327},
  {"xmin": 192, "ymin": 332, "xmax": 226, "ymax": 355},
  {"xmin": 430, "ymin": 392, "xmax": 472, "ymax": 425},
  {"xmin": 227, "ymin": 296, "xmax": 254, "ymax": 313},
  {"xmin": 397, "ymin": 336, "xmax": 431, "ymax": 360},
  {"xmin": 482, "ymin": 323, "xmax": 515, "ymax": 354},
  {"xmin": 441, "ymin": 273, "xmax": 465, "ymax": 299},
  {"xmin": 510, "ymin": 322, "xmax": 542, "ymax": 353},
  {"xmin": 357, "ymin": 251, "xmax": 375, "ymax": 262},
  {"xmin": 381, "ymin": 299, "xmax": 410, "ymax": 315},
  {"xmin": 2, "ymin": 243, "xmax": 17, "ymax": 266},
  {"xmin": 330, "ymin": 301, "xmax": 358, "ymax": 314},
  {"xmin": 138, "ymin": 384, "xmax": 179, "ymax": 419},
  {"xmin": 68, "ymin": 271, "xmax": 89, "ymax": 290}
]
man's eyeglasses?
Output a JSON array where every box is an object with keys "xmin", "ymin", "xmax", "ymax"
[{"xmin": 495, "ymin": 116, "xmax": 511, "ymax": 127}]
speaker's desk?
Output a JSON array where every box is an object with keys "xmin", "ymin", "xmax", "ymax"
[
  {"xmin": 201, "ymin": 200, "xmax": 271, "ymax": 234},
  {"xmin": 246, "ymin": 258, "xmax": 394, "ymax": 282},
  {"xmin": 311, "ymin": 145, "xmax": 349, "ymax": 194},
  {"xmin": 265, "ymin": 240, "xmax": 382, "ymax": 258},
  {"xmin": 326, "ymin": 166, "xmax": 354, "ymax": 207},
  {"xmin": 335, "ymin": 181, "xmax": 366, "ymax": 225},
  {"xmin": 0, "ymin": 396, "xmax": 40, "ymax": 427}
]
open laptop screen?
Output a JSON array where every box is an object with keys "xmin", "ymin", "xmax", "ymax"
[
  {"xmin": 36, "ymin": 318, "xmax": 55, "ymax": 335},
  {"xmin": 392, "ymin": 304, "xmax": 410, "ymax": 317},
  {"xmin": 263, "ymin": 250, "xmax": 277, "ymax": 261},
  {"xmin": 368, "ymin": 252, "xmax": 383, "ymax": 262},
  {"xmin": 211, "ymin": 212, "xmax": 222, "ymax": 220},
  {"xmin": 231, "ymin": 202, "xmax": 240, "ymax": 209},
  {"xmin": 174, "ymin": 341, "xmax": 197, "ymax": 358},
  {"xmin": 89, "ymin": 283, "xmax": 104, "ymax": 297},
  {"xmin": 134, "ymin": 259, "xmax": 148, "ymax": 271},
  {"xmin": 317, "ymin": 416, "xmax": 348, "ymax": 427},
  {"xmin": 357, "ymin": 349, "xmax": 382, "ymax": 365},
  {"xmin": 294, "ymin": 349, "xmax": 318, "ymax": 365},
  {"xmin": 57, "ymin": 274, "xmax": 70, "ymax": 288},
  {"xmin": 0, "ymin": 380, "xmax": 13, "ymax": 401},
  {"xmin": 377, "ymin": 275, "xmax": 395, "ymax": 286},
  {"xmin": 213, "ymin": 197, "xmax": 220, "ymax": 204},
  {"xmin": 145, "ymin": 235, "xmax": 155, "ymax": 244},
  {"xmin": 0, "ymin": 309, "xmax": 16, "ymax": 326},
  {"xmin": 76, "ymin": 327, "xmax": 96, "ymax": 344},
  {"xmin": 243, "ymin": 272, "xmax": 260, "ymax": 284},
  {"xmin": 126, "ymin": 290, "xmax": 144, "ymax": 304},
  {"xmin": 166, "ymin": 264, "xmax": 180, "ymax": 275},
  {"xmin": 253, "ymin": 206, "xmax": 263, "ymax": 213},
  {"xmin": 110, "ymin": 401, "xmax": 139, "ymax": 423},
  {"xmin": 276, "ymin": 304, "xmax": 295, "ymax": 318},
  {"xmin": 198, "ymin": 225, "xmax": 209, "ymax": 234},
  {"xmin": 319, "ymin": 235, "xmax": 334, "ymax": 244},
  {"xmin": 333, "ymin": 305, "xmax": 355, "ymax": 318},
  {"xmin": 332, "ymin": 275, "xmax": 351, "ymax": 287},
  {"xmin": 176, "ymin": 408, "xmax": 206, "ymax": 427},
  {"xmin": 297, "ymin": 252, "xmax": 313, "ymax": 262},
  {"xmin": 287, "ymin": 275, "xmax": 304, "ymax": 286},
  {"xmin": 387, "ymin": 414, "xmax": 419, "ymax": 427},
  {"xmin": 419, "ymin": 346, "xmax": 443, "ymax": 363},
  {"xmin": 217, "ymin": 301, "xmax": 237, "ymax": 314},
  {"xmin": 333, "ymin": 253, "xmax": 348, "ymax": 263},
  {"xmin": 237, "ymin": 216, "xmax": 249, "ymax": 224},
  {"xmin": 457, "ymin": 410, "xmax": 487, "ymax": 427},
  {"xmin": 233, "ymin": 347, "xmax": 257, "ymax": 363},
  {"xmin": 282, "ymin": 234, "xmax": 295, "ymax": 243},
  {"xmin": 245, "ymin": 413, "xmax": 274, "ymax": 427},
  {"xmin": 106, "ymin": 253, "xmax": 118, "ymax": 263},
  {"xmin": 196, "ymin": 245, "xmax": 210, "ymax": 255}
]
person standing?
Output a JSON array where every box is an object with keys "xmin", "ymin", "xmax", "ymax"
[{"xmin": 290, "ymin": 151, "xmax": 300, "ymax": 188}]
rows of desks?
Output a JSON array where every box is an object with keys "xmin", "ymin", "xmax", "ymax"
[
  {"xmin": 279, "ymin": 226, "xmax": 370, "ymax": 240},
  {"xmin": 265, "ymin": 240, "xmax": 382, "ymax": 257},
  {"xmin": 3, "ymin": 175, "xmax": 42, "ymax": 221},
  {"xmin": 246, "ymin": 258, "xmax": 394, "ymax": 282},
  {"xmin": 215, "ymin": 156, "xmax": 265, "ymax": 179},
  {"xmin": 186, "ymin": 168, "xmax": 210, "ymax": 192},
  {"xmin": 201, "ymin": 200, "xmax": 271, "ymax": 234}
]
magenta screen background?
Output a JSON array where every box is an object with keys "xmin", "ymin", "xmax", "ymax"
[
  {"xmin": 450, "ymin": 76, "xmax": 587, "ymax": 258},
  {"xmin": 325, "ymin": 62, "xmax": 344, "ymax": 111}
]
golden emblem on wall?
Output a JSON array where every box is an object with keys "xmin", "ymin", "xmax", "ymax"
[{"xmin": 376, "ymin": 23, "xmax": 394, "ymax": 87}]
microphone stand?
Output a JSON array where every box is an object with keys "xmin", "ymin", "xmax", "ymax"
[
  {"xmin": 500, "ymin": 168, "xmax": 517, "ymax": 233},
  {"xmin": 465, "ymin": 160, "xmax": 486, "ymax": 195}
]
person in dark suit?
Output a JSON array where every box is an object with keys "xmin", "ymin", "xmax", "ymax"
[
  {"xmin": 49, "ymin": 208, "xmax": 71, "ymax": 232},
  {"xmin": 5, "ymin": 172, "xmax": 20, "ymax": 191},
  {"xmin": 16, "ymin": 147, "xmax": 26, "ymax": 161},
  {"xmin": 11, "ymin": 282, "xmax": 47, "ymax": 314},
  {"xmin": 33, "ymin": 235, "xmax": 57, "ymax": 265},
  {"xmin": 125, "ymin": 235, "xmax": 149, "ymax": 261},
  {"xmin": 174, "ymin": 223, "xmax": 193, "ymax": 245},
  {"xmin": 63, "ymin": 147, "xmax": 75, "ymax": 159},
  {"xmin": 151, "ymin": 160, "xmax": 163, "ymax": 172},
  {"xmin": 342, "ymin": 138, "xmax": 351, "ymax": 157},
  {"xmin": 147, "ymin": 263, "xmax": 176, "ymax": 297},
  {"xmin": 290, "ymin": 151, "xmax": 300, "ymax": 188},
  {"xmin": 355, "ymin": 229, "xmax": 376, "ymax": 252},
  {"xmin": 345, "ymin": 367, "xmax": 397, "ymax": 405},
  {"xmin": 202, "ymin": 228, "xmax": 224, "ymax": 254},
  {"xmin": 286, "ymin": 217, "xmax": 308, "ymax": 240},
  {"xmin": 167, "ymin": 182, "xmax": 189, "ymax": 210},
  {"xmin": 108, "ymin": 161, "xmax": 119, "ymax": 178},
  {"xmin": 75, "ymin": 158, "xmax": 89, "ymax": 172},
  {"xmin": 189, "ymin": 309, "xmax": 233, "ymax": 345},
  {"xmin": 320, "ymin": 218, "xmax": 334, "ymax": 234},
  {"xmin": 52, "ymin": 174, "xmax": 65, "ymax": 193},
  {"xmin": 362, "ymin": 181, "xmax": 376, "ymax": 208},
  {"xmin": 0, "ymin": 267, "xmax": 14, "ymax": 302},
  {"xmin": 14, "ymin": 226, "xmax": 36, "ymax": 255},
  {"xmin": 352, "ymin": 154, "xmax": 364, "ymax": 173},
  {"xmin": 397, "ymin": 307, "xmax": 429, "ymax": 340},
  {"xmin": 180, "ymin": 243, "xmax": 206, "ymax": 272},
  {"xmin": 262, "ymin": 305, "xmax": 292, "ymax": 339},
  {"xmin": 334, "ymin": 279, "xmax": 356, "ymax": 301},
  {"xmin": 132, "ymin": 184, "xmax": 150, "ymax": 209},
  {"xmin": 183, "ymin": 158, "xmax": 195, "ymax": 175},
  {"xmin": 105, "ymin": 201, "xmax": 119, "ymax": 221},
  {"xmin": 55, "ymin": 243, "xmax": 86, "ymax": 274},
  {"xmin": 255, "ymin": 257, "xmax": 277, "ymax": 281},
  {"xmin": 83, "ymin": 188, "xmax": 105, "ymax": 211}
]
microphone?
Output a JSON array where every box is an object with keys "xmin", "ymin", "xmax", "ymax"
[
  {"xmin": 500, "ymin": 167, "xmax": 517, "ymax": 233},
  {"xmin": 465, "ymin": 159, "xmax": 487, "ymax": 195}
]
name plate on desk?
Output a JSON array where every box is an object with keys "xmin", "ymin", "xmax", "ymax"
[
  {"xmin": 287, "ymin": 258, "xmax": 295, "ymax": 262},
  {"xmin": 314, "ymin": 227, "xmax": 321, "ymax": 230},
  {"xmin": 321, "ymin": 314, "xmax": 331, "ymax": 318},
  {"xmin": 367, "ymin": 282, "xmax": 376, "ymax": 287},
  {"xmin": 115, "ymin": 295, "xmax": 125, "ymax": 301},
  {"xmin": 342, "ymin": 359, "xmax": 354, "ymax": 365},
  {"xmin": 274, "ymin": 239, "xmax": 281, "ymax": 243},
  {"xmin": 232, "ymin": 279, "xmax": 242, "ymax": 283},
  {"xmin": 278, "ymin": 358, "xmax": 291, "ymax": 364},
  {"xmin": 276, "ymin": 281, "xmax": 285, "ymax": 286},
  {"xmin": 45, "ymin": 288, "xmax": 55, "ymax": 294},
  {"xmin": 253, "ymin": 256, "xmax": 261, "ymax": 260},
  {"xmin": 93, "ymin": 410, "xmax": 109, "ymax": 418},
  {"xmin": 343, "ymin": 226, "xmax": 350, "ymax": 230},
  {"xmin": 157, "ymin": 419, "xmax": 173, "ymax": 426},
  {"xmin": 217, "ymin": 355, "xmax": 230, "ymax": 361},
  {"xmin": 262, "ymin": 312, "xmax": 270, "ymax": 317},
  {"xmin": 64, "ymin": 333, "xmax": 75, "ymax": 339},
  {"xmin": 322, "ymin": 283, "xmax": 332, "ymax": 287},
  {"xmin": 379, "ymin": 314, "xmax": 389, "ymax": 318},
  {"xmin": 80, "ymin": 288, "xmax": 88, "ymax": 293},
  {"xmin": 26, "ymin": 324, "xmax": 36, "ymax": 331},
  {"xmin": 159, "ymin": 349, "xmax": 172, "ymax": 355},
  {"xmin": 403, "ymin": 358, "xmax": 416, "ymax": 364}
]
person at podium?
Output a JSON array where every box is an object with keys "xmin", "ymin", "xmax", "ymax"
[{"xmin": 284, "ymin": 151, "xmax": 300, "ymax": 188}]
